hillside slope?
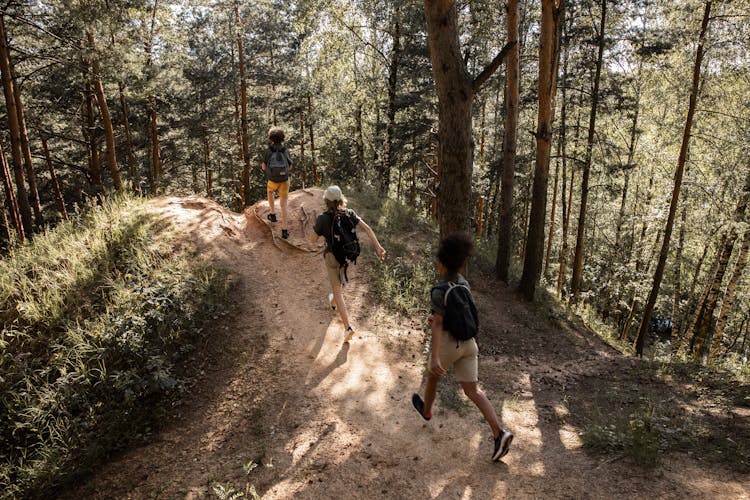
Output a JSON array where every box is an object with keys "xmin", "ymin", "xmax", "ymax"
[{"xmin": 63, "ymin": 191, "xmax": 748, "ymax": 499}]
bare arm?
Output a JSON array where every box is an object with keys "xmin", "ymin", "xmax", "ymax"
[{"xmin": 357, "ymin": 220, "xmax": 386, "ymax": 261}]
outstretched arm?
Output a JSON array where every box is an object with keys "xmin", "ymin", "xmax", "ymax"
[{"xmin": 358, "ymin": 220, "xmax": 385, "ymax": 261}]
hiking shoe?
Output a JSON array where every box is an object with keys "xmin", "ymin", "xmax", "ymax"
[
  {"xmin": 267, "ymin": 213, "xmax": 277, "ymax": 223},
  {"xmin": 411, "ymin": 393, "xmax": 431, "ymax": 421},
  {"xmin": 492, "ymin": 429, "xmax": 513, "ymax": 461},
  {"xmin": 344, "ymin": 326, "xmax": 354, "ymax": 343},
  {"xmin": 281, "ymin": 229, "xmax": 289, "ymax": 239},
  {"xmin": 328, "ymin": 292, "xmax": 336, "ymax": 310}
]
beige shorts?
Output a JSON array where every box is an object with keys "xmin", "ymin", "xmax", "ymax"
[
  {"xmin": 438, "ymin": 330, "xmax": 479, "ymax": 382},
  {"xmin": 324, "ymin": 252, "xmax": 343, "ymax": 288}
]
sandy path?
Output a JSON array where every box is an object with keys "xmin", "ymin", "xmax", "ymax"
[{"xmin": 64, "ymin": 192, "xmax": 749, "ymax": 499}]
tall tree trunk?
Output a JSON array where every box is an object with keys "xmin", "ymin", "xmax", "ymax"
[
  {"xmin": 689, "ymin": 164, "xmax": 750, "ymax": 358},
  {"xmin": 118, "ymin": 83, "xmax": 137, "ymax": 188},
  {"xmin": 570, "ymin": 0, "xmax": 606, "ymax": 302},
  {"xmin": 300, "ymin": 109, "xmax": 307, "ymax": 187},
  {"xmin": 545, "ymin": 150, "xmax": 560, "ymax": 276},
  {"xmin": 711, "ymin": 229, "xmax": 750, "ymax": 359},
  {"xmin": 355, "ymin": 103, "xmax": 364, "ymax": 182},
  {"xmin": 424, "ymin": 0, "xmax": 514, "ymax": 238},
  {"xmin": 82, "ymin": 79, "xmax": 104, "ymax": 197},
  {"xmin": 496, "ymin": 0, "xmax": 520, "ymax": 282},
  {"xmin": 86, "ymin": 30, "xmax": 123, "ymax": 191},
  {"xmin": 308, "ymin": 94, "xmax": 317, "ymax": 185},
  {"xmin": 382, "ymin": 7, "xmax": 401, "ymax": 196},
  {"xmin": 672, "ymin": 198, "xmax": 687, "ymax": 342},
  {"xmin": 235, "ymin": 0, "xmax": 251, "ymax": 206},
  {"xmin": 519, "ymin": 0, "xmax": 563, "ymax": 301},
  {"xmin": 9, "ymin": 56, "xmax": 41, "ymax": 224},
  {"xmin": 634, "ymin": 1, "xmax": 711, "ymax": 357},
  {"xmin": 41, "ymin": 137, "xmax": 68, "ymax": 221},
  {"xmin": 0, "ymin": 142, "xmax": 22, "ymax": 241},
  {"xmin": 0, "ymin": 14, "xmax": 33, "ymax": 236}
]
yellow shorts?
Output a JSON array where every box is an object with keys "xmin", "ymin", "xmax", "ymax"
[{"xmin": 267, "ymin": 179, "xmax": 290, "ymax": 198}]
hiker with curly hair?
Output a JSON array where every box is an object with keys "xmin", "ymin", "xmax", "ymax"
[
  {"xmin": 261, "ymin": 126, "xmax": 292, "ymax": 239},
  {"xmin": 412, "ymin": 232, "xmax": 513, "ymax": 461}
]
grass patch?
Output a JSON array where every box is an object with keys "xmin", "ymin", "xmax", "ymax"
[
  {"xmin": 437, "ymin": 372, "xmax": 471, "ymax": 417},
  {"xmin": 347, "ymin": 187, "xmax": 437, "ymax": 316},
  {"xmin": 580, "ymin": 398, "xmax": 666, "ymax": 468},
  {"xmin": 0, "ymin": 194, "xmax": 232, "ymax": 497}
]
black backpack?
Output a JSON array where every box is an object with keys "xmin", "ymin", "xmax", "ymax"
[
  {"xmin": 266, "ymin": 145, "xmax": 289, "ymax": 183},
  {"xmin": 432, "ymin": 282, "xmax": 479, "ymax": 341},
  {"xmin": 330, "ymin": 210, "xmax": 360, "ymax": 281}
]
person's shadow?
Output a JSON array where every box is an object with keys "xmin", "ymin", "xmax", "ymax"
[{"xmin": 306, "ymin": 341, "xmax": 350, "ymax": 389}]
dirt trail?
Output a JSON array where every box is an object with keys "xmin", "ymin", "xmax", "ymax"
[{"xmin": 66, "ymin": 191, "xmax": 749, "ymax": 499}]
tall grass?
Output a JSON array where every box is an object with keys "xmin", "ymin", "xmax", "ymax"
[
  {"xmin": 349, "ymin": 188, "xmax": 438, "ymax": 316},
  {"xmin": 0, "ymin": 195, "xmax": 230, "ymax": 497}
]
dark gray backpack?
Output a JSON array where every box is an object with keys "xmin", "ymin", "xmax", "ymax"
[
  {"xmin": 432, "ymin": 282, "xmax": 479, "ymax": 341},
  {"xmin": 267, "ymin": 146, "xmax": 289, "ymax": 183}
]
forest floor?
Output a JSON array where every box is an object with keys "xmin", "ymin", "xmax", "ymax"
[{"xmin": 63, "ymin": 190, "xmax": 749, "ymax": 499}]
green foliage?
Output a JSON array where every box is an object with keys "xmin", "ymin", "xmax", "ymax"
[
  {"xmin": 580, "ymin": 399, "xmax": 667, "ymax": 468},
  {"xmin": 351, "ymin": 188, "xmax": 437, "ymax": 316},
  {"xmin": 0, "ymin": 195, "xmax": 231, "ymax": 497}
]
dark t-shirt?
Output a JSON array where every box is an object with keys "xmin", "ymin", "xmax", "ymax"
[
  {"xmin": 314, "ymin": 209, "xmax": 360, "ymax": 253},
  {"xmin": 430, "ymin": 273, "xmax": 470, "ymax": 317},
  {"xmin": 262, "ymin": 144, "xmax": 292, "ymax": 167}
]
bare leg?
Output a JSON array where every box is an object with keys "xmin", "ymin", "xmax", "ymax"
[
  {"xmin": 422, "ymin": 371, "xmax": 441, "ymax": 417},
  {"xmin": 280, "ymin": 196, "xmax": 288, "ymax": 229},
  {"xmin": 332, "ymin": 281, "xmax": 350, "ymax": 329},
  {"xmin": 460, "ymin": 381, "xmax": 501, "ymax": 438},
  {"xmin": 267, "ymin": 188, "xmax": 276, "ymax": 215}
]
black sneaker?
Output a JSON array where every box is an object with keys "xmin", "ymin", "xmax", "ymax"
[
  {"xmin": 411, "ymin": 394, "xmax": 431, "ymax": 421},
  {"xmin": 492, "ymin": 429, "xmax": 513, "ymax": 461},
  {"xmin": 267, "ymin": 213, "xmax": 277, "ymax": 223},
  {"xmin": 281, "ymin": 229, "xmax": 289, "ymax": 239}
]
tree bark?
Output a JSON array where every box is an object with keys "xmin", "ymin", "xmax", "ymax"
[
  {"xmin": 519, "ymin": 0, "xmax": 563, "ymax": 301},
  {"xmin": 118, "ymin": 83, "xmax": 137, "ymax": 188},
  {"xmin": 235, "ymin": 0, "xmax": 251, "ymax": 206},
  {"xmin": 424, "ymin": 0, "xmax": 514, "ymax": 238},
  {"xmin": 0, "ymin": 14, "xmax": 33, "ymax": 236},
  {"xmin": 300, "ymin": 110, "xmax": 307, "ymax": 187},
  {"xmin": 634, "ymin": 1, "xmax": 711, "ymax": 357},
  {"xmin": 711, "ymin": 228, "xmax": 749, "ymax": 359},
  {"xmin": 0, "ymin": 142, "xmax": 22, "ymax": 241},
  {"xmin": 381, "ymin": 7, "xmax": 401, "ymax": 196},
  {"xmin": 9, "ymin": 56, "xmax": 41, "ymax": 224},
  {"xmin": 570, "ymin": 0, "xmax": 606, "ymax": 302},
  {"xmin": 86, "ymin": 30, "xmax": 123, "ymax": 191},
  {"xmin": 496, "ymin": 0, "xmax": 520, "ymax": 282},
  {"xmin": 41, "ymin": 136, "xmax": 68, "ymax": 221},
  {"xmin": 82, "ymin": 79, "xmax": 104, "ymax": 197},
  {"xmin": 308, "ymin": 94, "xmax": 317, "ymax": 185}
]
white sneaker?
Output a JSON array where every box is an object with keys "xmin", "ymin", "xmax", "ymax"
[{"xmin": 328, "ymin": 292, "xmax": 336, "ymax": 310}]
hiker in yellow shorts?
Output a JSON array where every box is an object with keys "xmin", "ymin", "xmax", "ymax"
[{"xmin": 261, "ymin": 127, "xmax": 292, "ymax": 239}]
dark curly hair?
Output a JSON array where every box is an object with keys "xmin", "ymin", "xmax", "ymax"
[
  {"xmin": 437, "ymin": 232, "xmax": 474, "ymax": 273},
  {"xmin": 268, "ymin": 126, "xmax": 285, "ymax": 143}
]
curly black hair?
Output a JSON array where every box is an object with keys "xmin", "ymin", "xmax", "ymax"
[
  {"xmin": 268, "ymin": 126, "xmax": 285, "ymax": 143},
  {"xmin": 437, "ymin": 232, "xmax": 474, "ymax": 273}
]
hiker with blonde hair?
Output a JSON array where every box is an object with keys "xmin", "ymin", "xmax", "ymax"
[
  {"xmin": 261, "ymin": 126, "xmax": 292, "ymax": 239},
  {"xmin": 311, "ymin": 186, "xmax": 385, "ymax": 341}
]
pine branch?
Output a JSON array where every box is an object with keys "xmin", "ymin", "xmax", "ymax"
[{"xmin": 471, "ymin": 41, "xmax": 516, "ymax": 93}]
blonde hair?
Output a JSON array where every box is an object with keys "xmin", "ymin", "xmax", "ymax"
[{"xmin": 325, "ymin": 197, "xmax": 347, "ymax": 211}]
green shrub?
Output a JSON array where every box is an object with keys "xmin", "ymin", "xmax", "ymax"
[{"xmin": 0, "ymin": 195, "xmax": 231, "ymax": 497}]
